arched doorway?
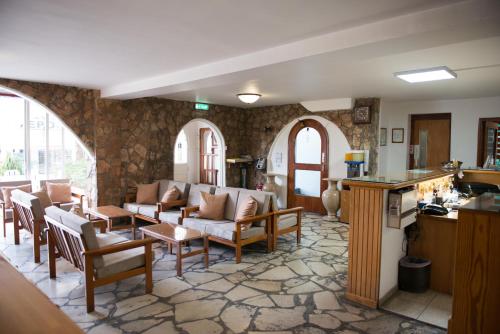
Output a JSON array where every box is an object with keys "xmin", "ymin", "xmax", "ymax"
[
  {"xmin": 287, "ymin": 119, "xmax": 328, "ymax": 213},
  {"xmin": 0, "ymin": 85, "xmax": 96, "ymax": 203},
  {"xmin": 173, "ymin": 119, "xmax": 226, "ymax": 186}
]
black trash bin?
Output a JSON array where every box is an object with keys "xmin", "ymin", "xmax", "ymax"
[{"xmin": 398, "ymin": 256, "xmax": 431, "ymax": 293}]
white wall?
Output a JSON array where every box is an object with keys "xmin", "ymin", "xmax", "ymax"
[
  {"xmin": 379, "ymin": 96, "xmax": 500, "ymax": 175},
  {"xmin": 173, "ymin": 119, "xmax": 226, "ymax": 186},
  {"xmin": 267, "ymin": 115, "xmax": 351, "ymax": 208}
]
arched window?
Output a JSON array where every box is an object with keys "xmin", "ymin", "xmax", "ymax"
[
  {"xmin": 0, "ymin": 93, "xmax": 94, "ymax": 191},
  {"xmin": 174, "ymin": 129, "xmax": 188, "ymax": 164}
]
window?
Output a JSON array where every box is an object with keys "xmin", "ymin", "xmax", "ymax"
[
  {"xmin": 174, "ymin": 129, "xmax": 188, "ymax": 164},
  {"xmin": 0, "ymin": 94, "xmax": 93, "ymax": 191}
]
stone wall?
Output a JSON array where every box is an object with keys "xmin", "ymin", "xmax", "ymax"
[
  {"xmin": 243, "ymin": 98, "xmax": 380, "ymax": 188},
  {"xmin": 0, "ymin": 78, "xmax": 379, "ymax": 206}
]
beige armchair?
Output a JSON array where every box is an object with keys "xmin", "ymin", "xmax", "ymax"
[
  {"xmin": 0, "ymin": 180, "xmax": 32, "ymax": 238},
  {"xmin": 44, "ymin": 206, "xmax": 153, "ymax": 313}
]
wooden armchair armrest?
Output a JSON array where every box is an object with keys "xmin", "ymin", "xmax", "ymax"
[
  {"xmin": 124, "ymin": 187, "xmax": 138, "ymax": 203},
  {"xmin": 157, "ymin": 199, "xmax": 187, "ymax": 212},
  {"xmin": 82, "ymin": 238, "xmax": 152, "ymax": 257},
  {"xmin": 52, "ymin": 202, "xmax": 62, "ymax": 208},
  {"xmin": 274, "ymin": 207, "xmax": 304, "ymax": 216},
  {"xmin": 235, "ymin": 211, "xmax": 274, "ymax": 225},
  {"xmin": 182, "ymin": 205, "xmax": 200, "ymax": 218}
]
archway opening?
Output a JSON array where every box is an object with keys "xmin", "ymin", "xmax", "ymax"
[
  {"xmin": 267, "ymin": 115, "xmax": 351, "ymax": 208},
  {"xmin": 0, "ymin": 87, "xmax": 95, "ymax": 204},
  {"xmin": 173, "ymin": 119, "xmax": 226, "ymax": 186}
]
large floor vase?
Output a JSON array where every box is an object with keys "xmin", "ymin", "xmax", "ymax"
[{"xmin": 322, "ymin": 178, "xmax": 340, "ymax": 221}]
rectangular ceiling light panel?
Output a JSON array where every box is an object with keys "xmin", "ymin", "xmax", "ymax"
[{"xmin": 394, "ymin": 66, "xmax": 457, "ymax": 83}]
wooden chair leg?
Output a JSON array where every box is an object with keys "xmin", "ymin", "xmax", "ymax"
[
  {"xmin": 33, "ymin": 223, "xmax": 40, "ymax": 263},
  {"xmin": 144, "ymin": 243, "xmax": 153, "ymax": 293},
  {"xmin": 48, "ymin": 232, "xmax": 57, "ymax": 279},
  {"xmin": 273, "ymin": 217, "xmax": 279, "ymax": 251},
  {"xmin": 84, "ymin": 255, "xmax": 95, "ymax": 313},
  {"xmin": 2, "ymin": 217, "xmax": 5, "ymax": 238},
  {"xmin": 13, "ymin": 212, "xmax": 20, "ymax": 245},
  {"xmin": 266, "ymin": 217, "xmax": 272, "ymax": 253},
  {"xmin": 296, "ymin": 213, "xmax": 302, "ymax": 244},
  {"xmin": 235, "ymin": 246, "xmax": 242, "ymax": 264}
]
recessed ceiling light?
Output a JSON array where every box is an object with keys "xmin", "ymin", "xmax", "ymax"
[
  {"xmin": 394, "ymin": 66, "xmax": 457, "ymax": 83},
  {"xmin": 237, "ymin": 93, "xmax": 261, "ymax": 104}
]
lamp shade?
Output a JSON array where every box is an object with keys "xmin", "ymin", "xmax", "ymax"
[{"xmin": 237, "ymin": 93, "xmax": 261, "ymax": 104}]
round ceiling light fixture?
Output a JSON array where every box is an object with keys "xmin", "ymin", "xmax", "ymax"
[{"xmin": 237, "ymin": 93, "xmax": 261, "ymax": 104}]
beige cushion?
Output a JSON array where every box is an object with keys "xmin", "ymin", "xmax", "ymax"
[
  {"xmin": 278, "ymin": 213, "xmax": 299, "ymax": 229},
  {"xmin": 158, "ymin": 210, "xmax": 182, "ymax": 225},
  {"xmin": 215, "ymin": 187, "xmax": 240, "ymax": 221},
  {"xmin": 206, "ymin": 222, "xmax": 265, "ymax": 241},
  {"xmin": 95, "ymin": 233, "xmax": 128, "ymax": 248},
  {"xmin": 1, "ymin": 184, "xmax": 32, "ymax": 208},
  {"xmin": 158, "ymin": 180, "xmax": 190, "ymax": 202},
  {"xmin": 161, "ymin": 186, "xmax": 180, "ymax": 203},
  {"xmin": 235, "ymin": 196, "xmax": 258, "ymax": 231},
  {"xmin": 237, "ymin": 190, "xmax": 272, "ymax": 227},
  {"xmin": 136, "ymin": 182, "xmax": 159, "ymax": 205},
  {"xmin": 95, "ymin": 247, "xmax": 146, "ymax": 279},
  {"xmin": 0, "ymin": 180, "xmax": 31, "ymax": 202},
  {"xmin": 2, "ymin": 208, "xmax": 13, "ymax": 221},
  {"xmin": 183, "ymin": 217, "xmax": 231, "ymax": 233},
  {"xmin": 46, "ymin": 182, "xmax": 72, "ymax": 203},
  {"xmin": 138, "ymin": 205, "xmax": 157, "ymax": 219},
  {"xmin": 187, "ymin": 184, "xmax": 215, "ymax": 207},
  {"xmin": 199, "ymin": 192, "xmax": 228, "ymax": 220},
  {"xmin": 123, "ymin": 202, "xmax": 141, "ymax": 214}
]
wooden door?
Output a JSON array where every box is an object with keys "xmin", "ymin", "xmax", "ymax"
[
  {"xmin": 409, "ymin": 113, "xmax": 451, "ymax": 169},
  {"xmin": 287, "ymin": 119, "xmax": 328, "ymax": 213},
  {"xmin": 477, "ymin": 118, "xmax": 500, "ymax": 167},
  {"xmin": 199, "ymin": 128, "xmax": 219, "ymax": 185}
]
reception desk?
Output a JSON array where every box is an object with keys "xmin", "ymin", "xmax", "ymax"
[{"xmin": 342, "ymin": 168, "xmax": 500, "ymax": 308}]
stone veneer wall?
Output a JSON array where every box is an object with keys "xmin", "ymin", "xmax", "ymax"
[
  {"xmin": 243, "ymin": 98, "xmax": 380, "ymax": 189},
  {"xmin": 0, "ymin": 78, "xmax": 379, "ymax": 206}
]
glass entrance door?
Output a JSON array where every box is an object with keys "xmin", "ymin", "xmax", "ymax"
[{"xmin": 287, "ymin": 119, "xmax": 328, "ymax": 213}]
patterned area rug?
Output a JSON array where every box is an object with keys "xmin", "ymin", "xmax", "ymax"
[{"xmin": 0, "ymin": 213, "xmax": 445, "ymax": 334}]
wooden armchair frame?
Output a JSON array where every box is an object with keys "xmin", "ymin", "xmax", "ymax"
[
  {"xmin": 182, "ymin": 205, "xmax": 273, "ymax": 263},
  {"xmin": 272, "ymin": 207, "xmax": 303, "ymax": 251},
  {"xmin": 44, "ymin": 215, "xmax": 153, "ymax": 313},
  {"xmin": 11, "ymin": 198, "xmax": 46, "ymax": 263},
  {"xmin": 0, "ymin": 198, "xmax": 12, "ymax": 238}
]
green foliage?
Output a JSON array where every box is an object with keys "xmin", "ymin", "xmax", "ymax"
[
  {"xmin": 64, "ymin": 159, "xmax": 89, "ymax": 189},
  {"xmin": 0, "ymin": 152, "xmax": 24, "ymax": 176}
]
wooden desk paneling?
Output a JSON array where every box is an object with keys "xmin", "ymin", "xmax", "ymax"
[
  {"xmin": 0, "ymin": 255, "xmax": 83, "ymax": 334},
  {"xmin": 409, "ymin": 213, "xmax": 457, "ymax": 294},
  {"xmin": 346, "ymin": 186, "xmax": 383, "ymax": 308},
  {"xmin": 340, "ymin": 189, "xmax": 350, "ymax": 223},
  {"xmin": 449, "ymin": 205, "xmax": 500, "ymax": 334}
]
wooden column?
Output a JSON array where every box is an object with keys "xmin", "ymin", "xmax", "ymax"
[{"xmin": 346, "ymin": 186, "xmax": 383, "ymax": 308}]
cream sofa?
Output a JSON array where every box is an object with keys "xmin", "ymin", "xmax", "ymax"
[
  {"xmin": 124, "ymin": 179, "xmax": 190, "ymax": 223},
  {"xmin": 182, "ymin": 187, "xmax": 274, "ymax": 263}
]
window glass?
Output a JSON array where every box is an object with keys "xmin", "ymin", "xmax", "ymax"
[
  {"xmin": 174, "ymin": 129, "xmax": 188, "ymax": 164},
  {"xmin": 0, "ymin": 94, "xmax": 93, "ymax": 194},
  {"xmin": 28, "ymin": 102, "xmax": 47, "ymax": 184},
  {"xmin": 294, "ymin": 169, "xmax": 321, "ymax": 197},
  {"xmin": 0, "ymin": 96, "xmax": 25, "ymax": 180},
  {"xmin": 295, "ymin": 127, "xmax": 321, "ymax": 164}
]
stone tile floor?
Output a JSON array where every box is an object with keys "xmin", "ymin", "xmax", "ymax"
[{"xmin": 0, "ymin": 213, "xmax": 445, "ymax": 334}]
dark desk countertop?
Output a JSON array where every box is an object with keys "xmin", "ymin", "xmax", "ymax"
[{"xmin": 459, "ymin": 192, "xmax": 500, "ymax": 213}]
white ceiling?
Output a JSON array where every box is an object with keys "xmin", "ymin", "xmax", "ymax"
[{"xmin": 1, "ymin": 0, "xmax": 500, "ymax": 107}]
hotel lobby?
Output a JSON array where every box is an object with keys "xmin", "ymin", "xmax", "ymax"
[{"xmin": 1, "ymin": 1, "xmax": 499, "ymax": 333}]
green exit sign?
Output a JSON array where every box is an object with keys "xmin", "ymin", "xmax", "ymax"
[{"xmin": 195, "ymin": 103, "xmax": 209, "ymax": 111}]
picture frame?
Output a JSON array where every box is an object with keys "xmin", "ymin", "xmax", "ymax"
[
  {"xmin": 353, "ymin": 106, "xmax": 371, "ymax": 124},
  {"xmin": 392, "ymin": 128, "xmax": 404, "ymax": 143},
  {"xmin": 380, "ymin": 128, "xmax": 387, "ymax": 146}
]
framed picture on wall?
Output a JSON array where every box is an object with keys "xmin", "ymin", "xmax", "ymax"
[
  {"xmin": 353, "ymin": 106, "xmax": 371, "ymax": 124},
  {"xmin": 380, "ymin": 128, "xmax": 387, "ymax": 146},
  {"xmin": 392, "ymin": 128, "xmax": 404, "ymax": 143}
]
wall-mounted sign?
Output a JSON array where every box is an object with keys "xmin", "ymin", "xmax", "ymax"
[{"xmin": 195, "ymin": 103, "xmax": 209, "ymax": 111}]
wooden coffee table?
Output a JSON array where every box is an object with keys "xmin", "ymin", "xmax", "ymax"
[
  {"xmin": 140, "ymin": 223, "xmax": 208, "ymax": 276},
  {"xmin": 86, "ymin": 205, "xmax": 136, "ymax": 239}
]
